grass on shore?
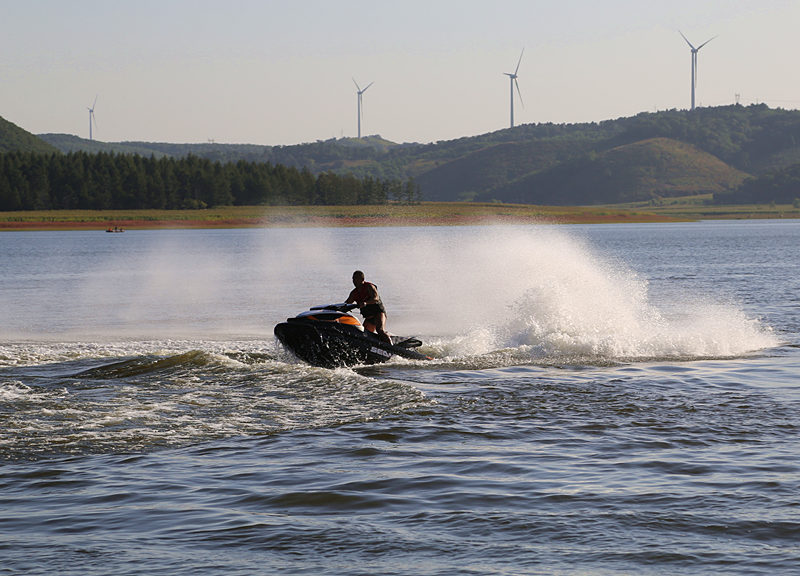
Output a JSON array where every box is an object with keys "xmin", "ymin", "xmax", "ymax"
[
  {"xmin": 0, "ymin": 201, "xmax": 797, "ymax": 231},
  {"xmin": 607, "ymin": 194, "xmax": 800, "ymax": 220}
]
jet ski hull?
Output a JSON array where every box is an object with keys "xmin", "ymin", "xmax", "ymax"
[{"xmin": 274, "ymin": 318, "xmax": 430, "ymax": 369}]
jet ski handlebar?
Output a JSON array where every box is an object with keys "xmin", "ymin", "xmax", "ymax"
[{"xmin": 310, "ymin": 303, "xmax": 359, "ymax": 313}]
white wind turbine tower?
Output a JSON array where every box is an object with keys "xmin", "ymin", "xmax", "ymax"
[
  {"xmin": 679, "ymin": 31, "xmax": 715, "ymax": 111},
  {"xmin": 504, "ymin": 48, "xmax": 524, "ymax": 128},
  {"xmin": 87, "ymin": 95, "xmax": 98, "ymax": 141},
  {"xmin": 353, "ymin": 78, "xmax": 373, "ymax": 139}
]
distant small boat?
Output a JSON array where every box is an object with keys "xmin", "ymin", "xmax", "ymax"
[{"xmin": 105, "ymin": 226, "xmax": 125, "ymax": 233}]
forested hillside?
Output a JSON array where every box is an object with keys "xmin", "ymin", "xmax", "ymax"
[
  {"xmin": 477, "ymin": 138, "xmax": 749, "ymax": 205},
  {"xmin": 39, "ymin": 133, "xmax": 411, "ymax": 177},
  {"xmin": 4, "ymin": 105, "xmax": 800, "ymax": 208},
  {"xmin": 34, "ymin": 105, "xmax": 800, "ymax": 205},
  {"xmin": 418, "ymin": 105, "xmax": 800, "ymax": 204},
  {"xmin": 1, "ymin": 117, "xmax": 58, "ymax": 154},
  {"xmin": 718, "ymin": 164, "xmax": 800, "ymax": 205},
  {"xmin": 0, "ymin": 152, "xmax": 419, "ymax": 211}
]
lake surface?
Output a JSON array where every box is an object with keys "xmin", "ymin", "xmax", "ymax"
[{"xmin": 1, "ymin": 221, "xmax": 798, "ymax": 575}]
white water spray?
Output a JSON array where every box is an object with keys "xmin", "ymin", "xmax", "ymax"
[
  {"xmin": 3, "ymin": 225, "xmax": 776, "ymax": 363},
  {"xmin": 372, "ymin": 226, "xmax": 777, "ymax": 361}
]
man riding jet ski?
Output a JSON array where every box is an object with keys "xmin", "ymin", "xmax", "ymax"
[
  {"xmin": 345, "ymin": 270, "xmax": 391, "ymax": 344},
  {"xmin": 274, "ymin": 303, "xmax": 432, "ymax": 368}
]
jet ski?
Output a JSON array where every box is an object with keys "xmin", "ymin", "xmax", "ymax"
[{"xmin": 274, "ymin": 303, "xmax": 432, "ymax": 368}]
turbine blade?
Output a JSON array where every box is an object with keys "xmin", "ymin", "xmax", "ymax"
[
  {"xmin": 92, "ymin": 94, "xmax": 98, "ymax": 109},
  {"xmin": 514, "ymin": 48, "xmax": 524, "ymax": 75},
  {"xmin": 363, "ymin": 81, "xmax": 374, "ymax": 92},
  {"xmin": 515, "ymin": 78, "xmax": 524, "ymax": 109},
  {"xmin": 679, "ymin": 30, "xmax": 695, "ymax": 50},
  {"xmin": 697, "ymin": 36, "xmax": 716, "ymax": 50},
  {"xmin": 353, "ymin": 78, "xmax": 361, "ymax": 91}
]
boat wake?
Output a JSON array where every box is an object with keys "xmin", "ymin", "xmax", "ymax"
[{"xmin": 0, "ymin": 343, "xmax": 428, "ymax": 460}]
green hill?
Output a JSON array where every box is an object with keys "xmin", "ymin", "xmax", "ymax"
[
  {"xmin": 18, "ymin": 104, "xmax": 800, "ymax": 206},
  {"xmin": 410, "ymin": 105, "xmax": 800, "ymax": 204},
  {"xmin": 479, "ymin": 137, "xmax": 750, "ymax": 205},
  {"xmin": 416, "ymin": 136, "xmax": 605, "ymax": 201},
  {"xmin": 37, "ymin": 133, "xmax": 170, "ymax": 157},
  {"xmin": 0, "ymin": 116, "xmax": 58, "ymax": 154},
  {"xmin": 717, "ymin": 163, "xmax": 800, "ymax": 205},
  {"xmin": 37, "ymin": 133, "xmax": 408, "ymax": 170}
]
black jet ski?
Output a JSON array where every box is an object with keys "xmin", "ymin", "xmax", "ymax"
[{"xmin": 274, "ymin": 303, "xmax": 432, "ymax": 368}]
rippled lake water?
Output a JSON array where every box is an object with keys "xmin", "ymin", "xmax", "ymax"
[{"xmin": 1, "ymin": 221, "xmax": 798, "ymax": 575}]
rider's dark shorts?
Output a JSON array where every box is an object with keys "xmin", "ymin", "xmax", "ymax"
[{"xmin": 360, "ymin": 303, "xmax": 386, "ymax": 320}]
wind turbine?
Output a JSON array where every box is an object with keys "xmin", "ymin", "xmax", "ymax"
[
  {"xmin": 679, "ymin": 31, "xmax": 715, "ymax": 111},
  {"xmin": 87, "ymin": 95, "xmax": 98, "ymax": 141},
  {"xmin": 504, "ymin": 48, "xmax": 524, "ymax": 128},
  {"xmin": 353, "ymin": 78, "xmax": 373, "ymax": 139}
]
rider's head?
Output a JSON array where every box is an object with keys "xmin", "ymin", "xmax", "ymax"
[{"xmin": 352, "ymin": 270, "xmax": 365, "ymax": 286}]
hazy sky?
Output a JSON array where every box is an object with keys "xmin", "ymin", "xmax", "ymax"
[{"xmin": 2, "ymin": 0, "xmax": 799, "ymax": 145}]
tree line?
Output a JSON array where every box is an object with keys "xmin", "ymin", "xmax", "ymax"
[
  {"xmin": 715, "ymin": 164, "xmax": 800, "ymax": 205},
  {"xmin": 0, "ymin": 151, "xmax": 422, "ymax": 211}
]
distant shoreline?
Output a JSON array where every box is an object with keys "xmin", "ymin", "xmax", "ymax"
[{"xmin": 1, "ymin": 202, "xmax": 797, "ymax": 231}]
